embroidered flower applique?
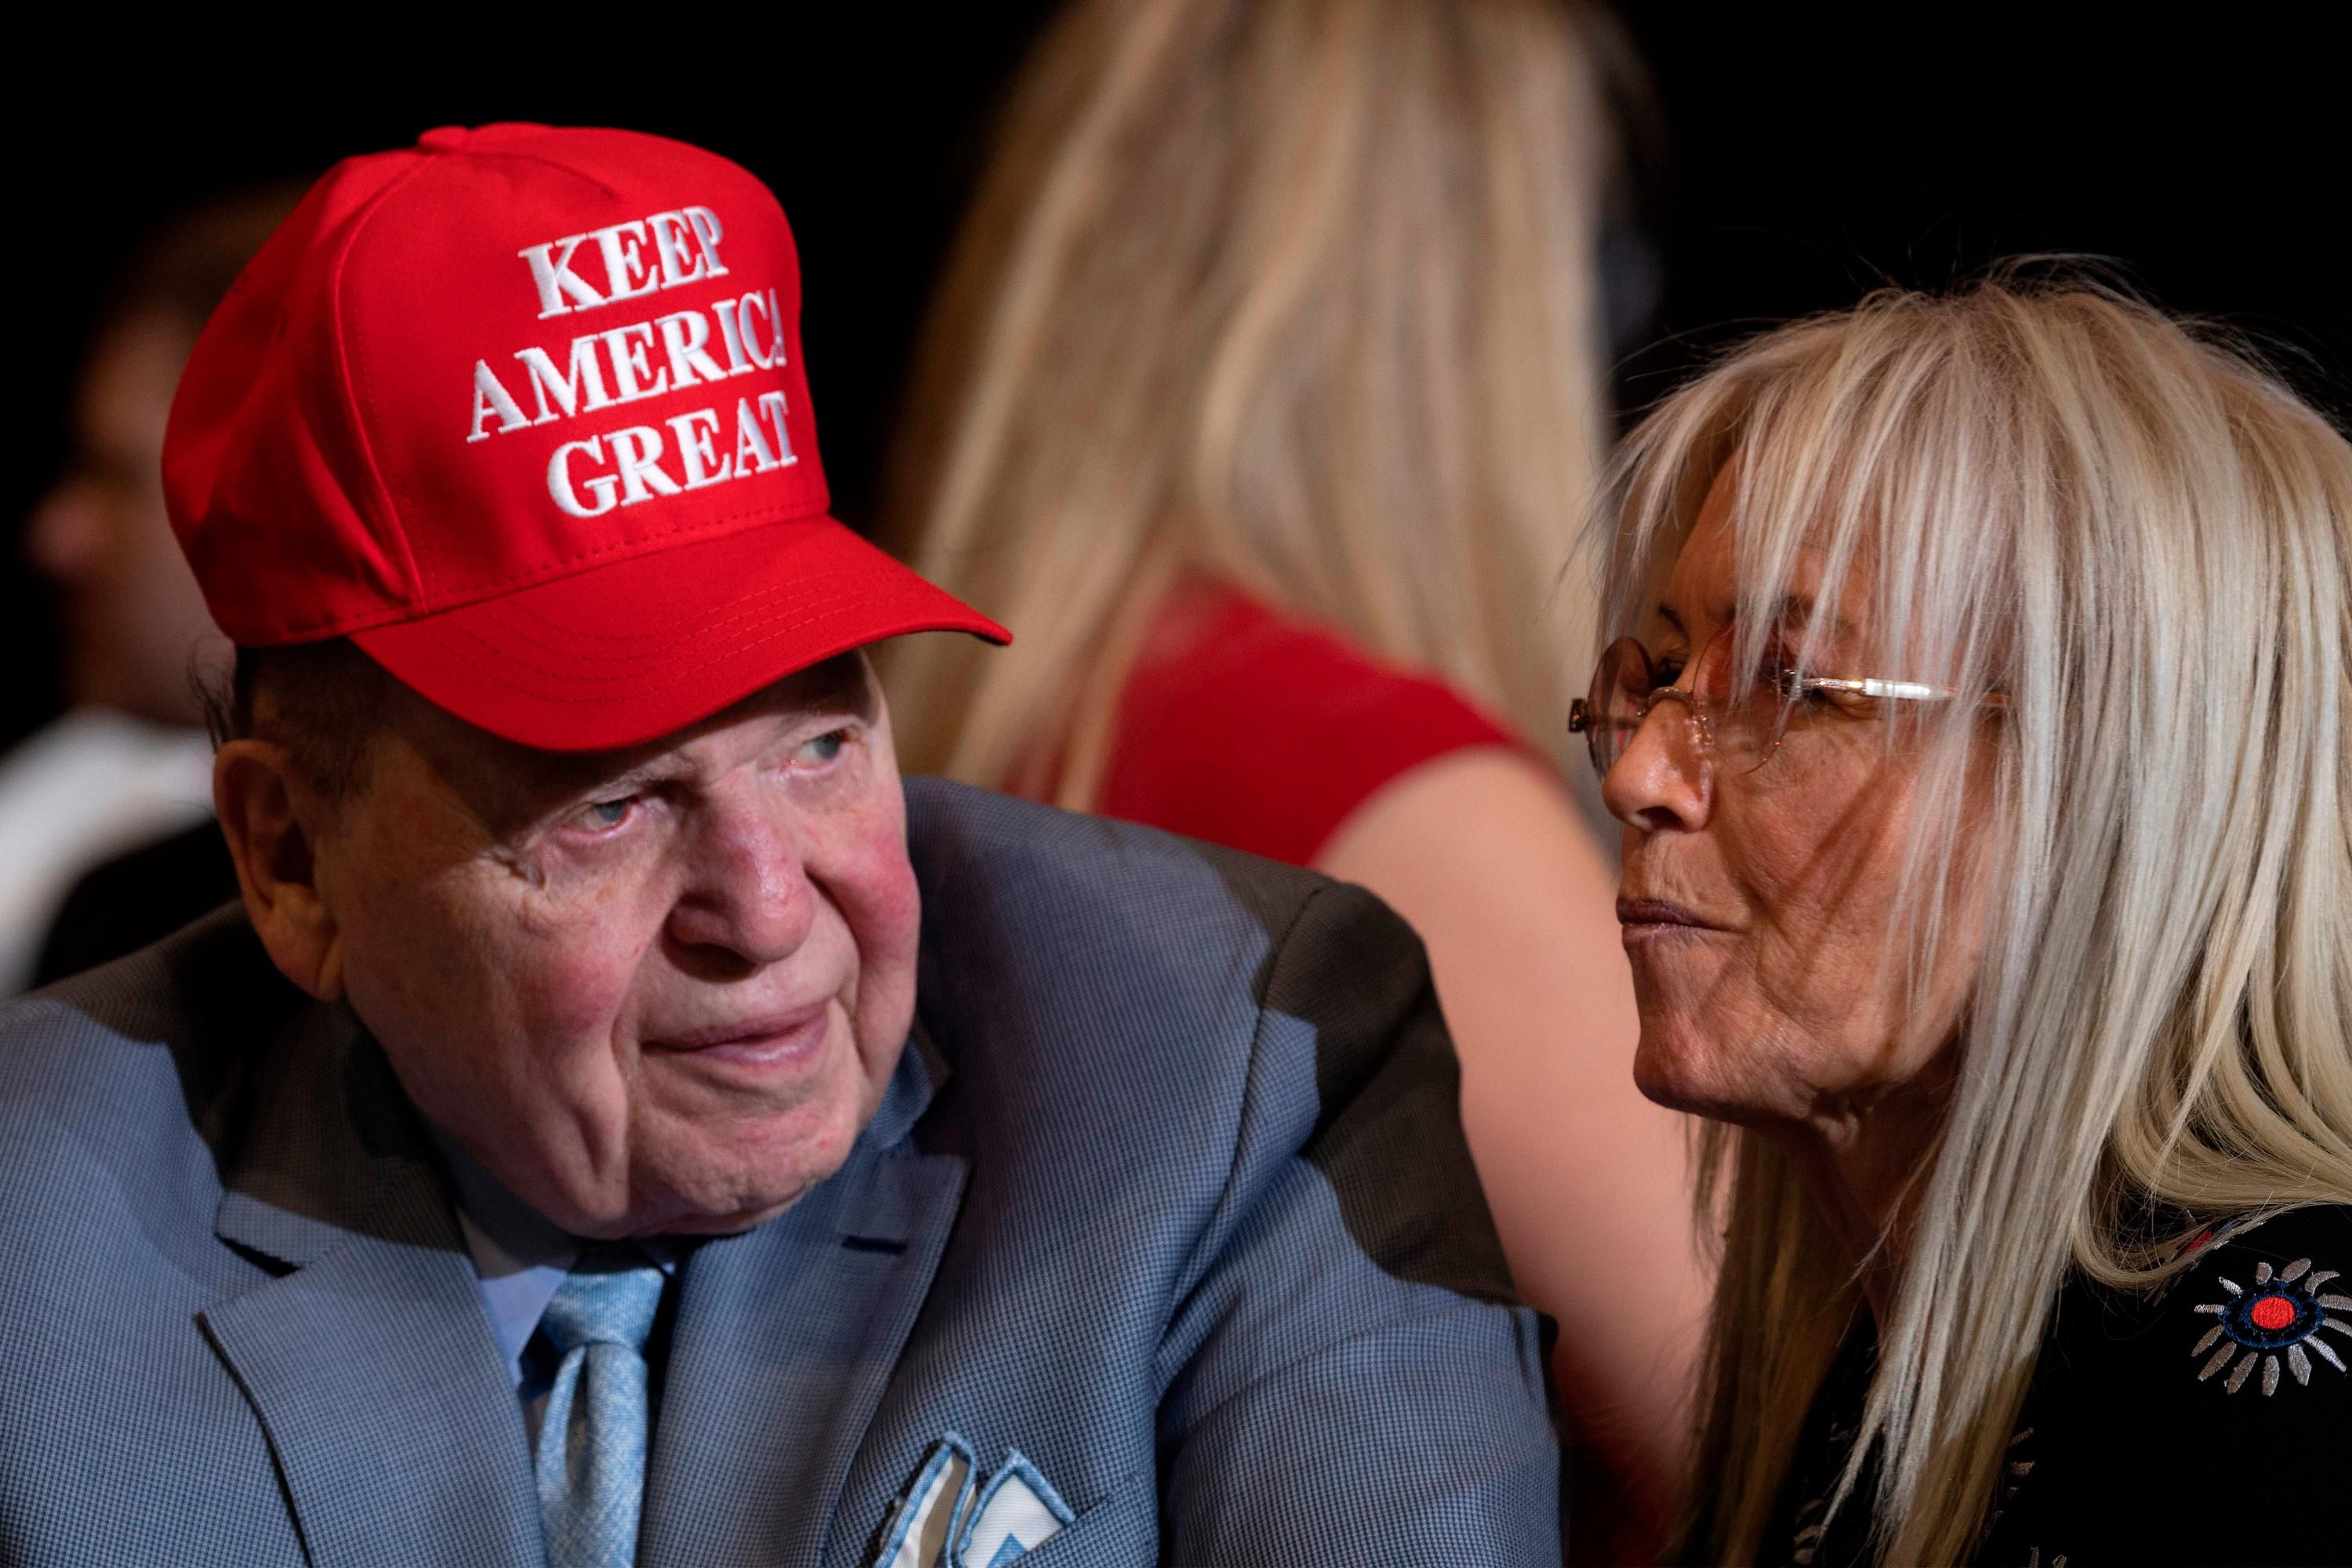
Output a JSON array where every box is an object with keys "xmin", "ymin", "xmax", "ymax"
[{"xmin": 2190, "ymin": 1258, "xmax": 2352, "ymax": 1396}]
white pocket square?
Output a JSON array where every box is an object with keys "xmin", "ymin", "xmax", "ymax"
[{"xmin": 871, "ymin": 1436, "xmax": 1076, "ymax": 1568}]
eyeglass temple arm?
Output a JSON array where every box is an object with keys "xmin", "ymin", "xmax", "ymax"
[
  {"xmin": 1802, "ymin": 676, "xmax": 1940, "ymax": 701},
  {"xmin": 1566, "ymin": 683, "xmax": 2008, "ymax": 734},
  {"xmin": 1800, "ymin": 677, "xmax": 2010, "ymax": 709}
]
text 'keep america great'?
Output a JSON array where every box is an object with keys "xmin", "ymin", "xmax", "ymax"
[{"xmin": 466, "ymin": 205, "xmax": 800, "ymax": 518}]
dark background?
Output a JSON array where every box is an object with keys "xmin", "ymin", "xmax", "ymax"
[{"xmin": 6, "ymin": 10, "xmax": 2347, "ymax": 750}]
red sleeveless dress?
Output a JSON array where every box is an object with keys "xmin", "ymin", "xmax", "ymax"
[{"xmin": 1094, "ymin": 583, "xmax": 1518, "ymax": 866}]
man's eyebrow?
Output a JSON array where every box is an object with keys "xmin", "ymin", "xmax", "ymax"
[
  {"xmin": 550, "ymin": 697, "xmax": 874, "ymax": 805},
  {"xmin": 510, "ymin": 756, "xmax": 682, "ymax": 818},
  {"xmin": 583, "ymin": 758, "xmax": 685, "ymax": 798}
]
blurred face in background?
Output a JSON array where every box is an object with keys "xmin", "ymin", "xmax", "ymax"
[{"xmin": 26, "ymin": 307, "xmax": 223, "ymax": 727}]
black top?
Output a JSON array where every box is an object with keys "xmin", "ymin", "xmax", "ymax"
[{"xmin": 1766, "ymin": 1203, "xmax": 2352, "ymax": 1567}]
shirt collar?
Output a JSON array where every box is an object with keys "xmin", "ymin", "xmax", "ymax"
[{"xmin": 429, "ymin": 1128, "xmax": 680, "ymax": 1388}]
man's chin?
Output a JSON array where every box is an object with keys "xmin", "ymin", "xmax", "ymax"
[
  {"xmin": 651, "ymin": 1193, "xmax": 808, "ymax": 1237},
  {"xmin": 575, "ymin": 1171, "xmax": 821, "ymax": 1241},
  {"xmin": 619, "ymin": 1098, "xmax": 867, "ymax": 1237}
]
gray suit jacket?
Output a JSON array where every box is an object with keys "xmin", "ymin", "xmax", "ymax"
[{"xmin": 0, "ymin": 779, "xmax": 1557, "ymax": 1566}]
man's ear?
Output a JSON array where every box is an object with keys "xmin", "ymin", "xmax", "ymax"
[{"xmin": 213, "ymin": 740, "xmax": 347, "ymax": 1000}]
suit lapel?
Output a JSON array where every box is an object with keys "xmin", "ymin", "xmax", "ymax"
[
  {"xmin": 639, "ymin": 1038, "xmax": 967, "ymax": 1568},
  {"xmin": 201, "ymin": 1004, "xmax": 543, "ymax": 1568}
]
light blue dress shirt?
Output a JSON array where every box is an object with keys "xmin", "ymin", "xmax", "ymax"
[{"xmin": 433, "ymin": 1134, "xmax": 677, "ymax": 1444}]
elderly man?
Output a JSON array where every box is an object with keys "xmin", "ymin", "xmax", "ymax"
[{"xmin": 0, "ymin": 126, "xmax": 1555, "ymax": 1567}]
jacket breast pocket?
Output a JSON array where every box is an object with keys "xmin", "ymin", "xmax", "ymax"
[{"xmin": 986, "ymin": 1481, "xmax": 1147, "ymax": 1566}]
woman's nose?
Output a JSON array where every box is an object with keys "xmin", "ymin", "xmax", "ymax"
[{"xmin": 1602, "ymin": 699, "xmax": 1714, "ymax": 834}]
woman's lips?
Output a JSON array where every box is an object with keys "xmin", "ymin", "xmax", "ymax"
[
  {"xmin": 648, "ymin": 1002, "xmax": 833, "ymax": 1069},
  {"xmin": 1616, "ymin": 896, "xmax": 1726, "ymax": 942}
]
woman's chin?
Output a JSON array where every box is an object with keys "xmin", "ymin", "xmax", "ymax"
[
  {"xmin": 1632, "ymin": 1032, "xmax": 1715, "ymax": 1116},
  {"xmin": 1632, "ymin": 1025, "xmax": 1783, "ymax": 1125}
]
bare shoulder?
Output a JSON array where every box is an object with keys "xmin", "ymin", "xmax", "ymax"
[
  {"xmin": 1316, "ymin": 746, "xmax": 1616, "ymax": 905},
  {"xmin": 1313, "ymin": 747, "xmax": 1628, "ymax": 1020}
]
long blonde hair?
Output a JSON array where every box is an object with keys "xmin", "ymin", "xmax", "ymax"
[
  {"xmin": 1608, "ymin": 279, "xmax": 2352, "ymax": 1564},
  {"xmin": 879, "ymin": 0, "xmax": 1611, "ymax": 803}
]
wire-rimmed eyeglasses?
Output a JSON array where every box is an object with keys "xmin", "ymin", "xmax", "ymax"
[{"xmin": 1566, "ymin": 623, "xmax": 1998, "ymax": 776}]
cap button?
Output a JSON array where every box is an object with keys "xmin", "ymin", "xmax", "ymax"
[{"xmin": 416, "ymin": 125, "xmax": 471, "ymax": 153}]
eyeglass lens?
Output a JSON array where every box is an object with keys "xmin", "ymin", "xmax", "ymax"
[
  {"xmin": 1579, "ymin": 628, "xmax": 1791, "ymax": 776},
  {"xmin": 1584, "ymin": 638, "xmax": 1653, "ymax": 775}
]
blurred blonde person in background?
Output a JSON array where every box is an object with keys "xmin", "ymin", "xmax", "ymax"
[{"xmin": 880, "ymin": 0, "xmax": 1704, "ymax": 1546}]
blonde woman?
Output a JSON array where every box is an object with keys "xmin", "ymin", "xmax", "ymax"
[
  {"xmin": 1579, "ymin": 278, "xmax": 2352, "ymax": 1565},
  {"xmin": 880, "ymin": 0, "xmax": 1704, "ymax": 1544}
]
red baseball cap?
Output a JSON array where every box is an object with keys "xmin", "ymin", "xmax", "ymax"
[{"xmin": 162, "ymin": 122, "xmax": 1007, "ymax": 751}]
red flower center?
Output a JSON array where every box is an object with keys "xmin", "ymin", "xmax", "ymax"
[{"xmin": 2250, "ymin": 1294, "xmax": 2297, "ymax": 1332}]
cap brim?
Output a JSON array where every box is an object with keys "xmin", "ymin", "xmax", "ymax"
[{"xmin": 350, "ymin": 517, "xmax": 1007, "ymax": 751}]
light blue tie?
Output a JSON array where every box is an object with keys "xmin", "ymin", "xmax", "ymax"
[{"xmin": 535, "ymin": 1259, "xmax": 666, "ymax": 1568}]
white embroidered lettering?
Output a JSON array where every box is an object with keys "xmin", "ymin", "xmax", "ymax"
[
  {"xmin": 520, "ymin": 234, "xmax": 606, "ymax": 319},
  {"xmin": 712, "ymin": 299, "xmax": 755, "ymax": 376},
  {"xmin": 762, "ymin": 289, "xmax": 788, "ymax": 365},
  {"xmin": 519, "ymin": 205, "xmax": 728, "ymax": 318},
  {"xmin": 732, "ymin": 397, "xmax": 780, "ymax": 473},
  {"xmin": 648, "ymin": 211, "xmax": 706, "ymax": 287},
  {"xmin": 512, "ymin": 337, "xmax": 615, "ymax": 423},
  {"xmin": 655, "ymin": 310, "xmax": 730, "ymax": 390},
  {"xmin": 469, "ymin": 361, "xmax": 532, "ymax": 441},
  {"xmin": 758, "ymin": 390, "xmax": 797, "ymax": 466},
  {"xmin": 735, "ymin": 292, "xmax": 775, "ymax": 369},
  {"xmin": 591, "ymin": 220, "xmax": 659, "ymax": 305},
  {"xmin": 685, "ymin": 206, "xmax": 728, "ymax": 278},
  {"xmin": 606, "ymin": 425, "xmax": 684, "ymax": 505},
  {"xmin": 499, "ymin": 205, "xmax": 801, "ymax": 518},
  {"xmin": 598, "ymin": 323, "xmax": 670, "ymax": 404},
  {"xmin": 666, "ymin": 408, "xmax": 731, "ymax": 489},
  {"xmin": 549, "ymin": 436, "xmax": 618, "ymax": 517}
]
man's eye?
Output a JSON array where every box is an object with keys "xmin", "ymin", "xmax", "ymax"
[
  {"xmin": 793, "ymin": 728, "xmax": 849, "ymax": 767},
  {"xmin": 577, "ymin": 796, "xmax": 636, "ymax": 831}
]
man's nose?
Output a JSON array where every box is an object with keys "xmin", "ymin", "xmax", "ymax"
[
  {"xmin": 1601, "ymin": 699, "xmax": 1714, "ymax": 835},
  {"xmin": 663, "ymin": 800, "xmax": 818, "ymax": 974}
]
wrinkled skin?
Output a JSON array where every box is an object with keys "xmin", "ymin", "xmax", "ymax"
[
  {"xmin": 1604, "ymin": 466, "xmax": 1991, "ymax": 1238},
  {"xmin": 226, "ymin": 655, "xmax": 919, "ymax": 1239}
]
